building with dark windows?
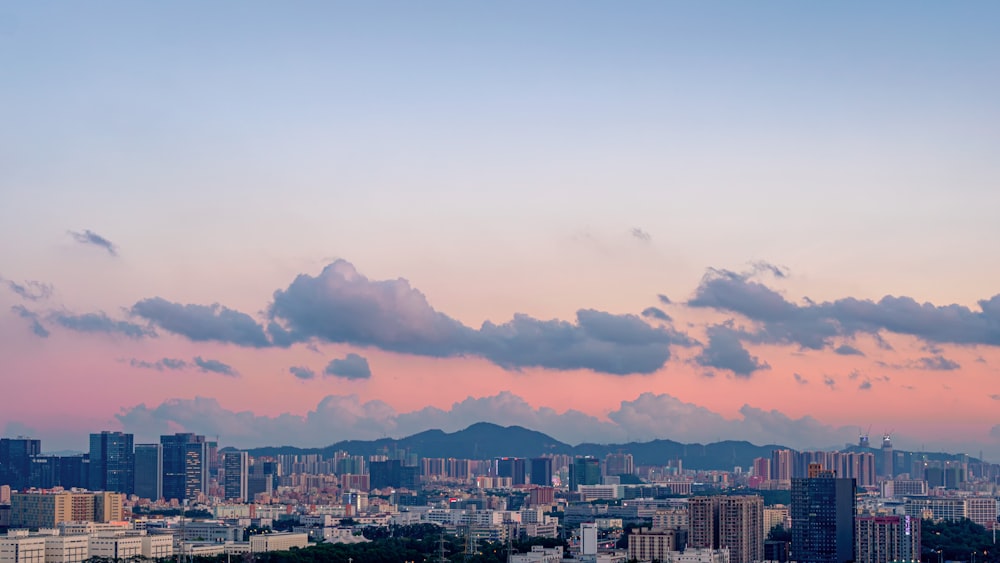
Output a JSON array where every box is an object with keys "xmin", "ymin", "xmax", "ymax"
[
  {"xmin": 530, "ymin": 457, "xmax": 552, "ymax": 487},
  {"xmin": 160, "ymin": 433, "xmax": 208, "ymax": 502},
  {"xmin": 89, "ymin": 431, "xmax": 134, "ymax": 494},
  {"xmin": 791, "ymin": 468, "xmax": 856, "ymax": 563},
  {"xmin": 687, "ymin": 495, "xmax": 764, "ymax": 563},
  {"xmin": 134, "ymin": 444, "xmax": 162, "ymax": 501},
  {"xmin": 570, "ymin": 457, "xmax": 601, "ymax": 492},
  {"xmin": 222, "ymin": 452, "xmax": 248, "ymax": 502},
  {"xmin": 496, "ymin": 458, "xmax": 526, "ymax": 486},
  {"xmin": 0, "ymin": 438, "xmax": 41, "ymax": 491}
]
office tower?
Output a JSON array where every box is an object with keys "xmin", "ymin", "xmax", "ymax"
[
  {"xmin": 881, "ymin": 434, "xmax": 893, "ymax": 478},
  {"xmin": 134, "ymin": 444, "xmax": 163, "ymax": 501},
  {"xmin": 605, "ymin": 453, "xmax": 634, "ymax": 477},
  {"xmin": 160, "ymin": 433, "xmax": 208, "ymax": 502},
  {"xmin": 530, "ymin": 457, "xmax": 553, "ymax": 487},
  {"xmin": 569, "ymin": 457, "xmax": 601, "ymax": 491},
  {"xmin": 687, "ymin": 496, "xmax": 763, "ymax": 563},
  {"xmin": 89, "ymin": 431, "xmax": 135, "ymax": 494},
  {"xmin": 222, "ymin": 452, "xmax": 249, "ymax": 502},
  {"xmin": 753, "ymin": 458, "xmax": 771, "ymax": 481},
  {"xmin": 496, "ymin": 458, "xmax": 526, "ymax": 485},
  {"xmin": 791, "ymin": 470, "xmax": 856, "ymax": 563},
  {"xmin": 369, "ymin": 459, "xmax": 401, "ymax": 490},
  {"xmin": 0, "ymin": 438, "xmax": 41, "ymax": 490},
  {"xmin": 855, "ymin": 515, "xmax": 920, "ymax": 563}
]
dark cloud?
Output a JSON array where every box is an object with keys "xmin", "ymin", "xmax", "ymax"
[
  {"xmin": 694, "ymin": 324, "xmax": 770, "ymax": 377},
  {"xmin": 324, "ymin": 353, "xmax": 372, "ymax": 380},
  {"xmin": 823, "ymin": 376, "xmax": 836, "ymax": 389},
  {"xmin": 989, "ymin": 394, "xmax": 1000, "ymax": 401},
  {"xmin": 641, "ymin": 306, "xmax": 672, "ymax": 322},
  {"xmin": 913, "ymin": 355, "xmax": 961, "ymax": 371},
  {"xmin": 129, "ymin": 358, "xmax": 188, "ymax": 371},
  {"xmin": 265, "ymin": 260, "xmax": 691, "ymax": 375},
  {"xmin": 289, "ymin": 366, "xmax": 316, "ymax": 380},
  {"xmin": 689, "ymin": 266, "xmax": 1000, "ymax": 351},
  {"xmin": 132, "ymin": 298, "xmax": 271, "ymax": 347},
  {"xmin": 11, "ymin": 305, "xmax": 49, "ymax": 337},
  {"xmin": 193, "ymin": 356, "xmax": 238, "ymax": 377},
  {"xmin": 859, "ymin": 380, "xmax": 872, "ymax": 390},
  {"xmin": 51, "ymin": 311, "xmax": 153, "ymax": 338},
  {"xmin": 657, "ymin": 294, "xmax": 672, "ymax": 305},
  {"xmin": 68, "ymin": 229, "xmax": 118, "ymax": 256},
  {"xmin": 631, "ymin": 227, "xmax": 651, "ymax": 242},
  {"xmin": 2, "ymin": 278, "xmax": 53, "ymax": 301},
  {"xmin": 793, "ymin": 373, "xmax": 808, "ymax": 384},
  {"xmin": 834, "ymin": 344, "xmax": 865, "ymax": 356}
]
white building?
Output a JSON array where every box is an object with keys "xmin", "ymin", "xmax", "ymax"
[
  {"xmin": 88, "ymin": 534, "xmax": 142, "ymax": 561},
  {"xmin": 43, "ymin": 535, "xmax": 89, "ymax": 563},
  {"xmin": 249, "ymin": 532, "xmax": 309, "ymax": 553},
  {"xmin": 671, "ymin": 548, "xmax": 731, "ymax": 563},
  {"xmin": 141, "ymin": 535, "xmax": 173, "ymax": 559},
  {"xmin": 510, "ymin": 545, "xmax": 563, "ymax": 563},
  {"xmin": 0, "ymin": 533, "xmax": 46, "ymax": 563}
]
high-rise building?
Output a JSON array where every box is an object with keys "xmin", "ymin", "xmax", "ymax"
[
  {"xmin": 791, "ymin": 470, "xmax": 856, "ymax": 563},
  {"xmin": 605, "ymin": 453, "xmax": 634, "ymax": 477},
  {"xmin": 160, "ymin": 434, "xmax": 208, "ymax": 502},
  {"xmin": 687, "ymin": 496, "xmax": 763, "ymax": 563},
  {"xmin": 89, "ymin": 432, "xmax": 134, "ymax": 494},
  {"xmin": 222, "ymin": 452, "xmax": 249, "ymax": 502},
  {"xmin": 570, "ymin": 457, "xmax": 601, "ymax": 492},
  {"xmin": 530, "ymin": 457, "xmax": 552, "ymax": 487},
  {"xmin": 881, "ymin": 434, "xmax": 894, "ymax": 478},
  {"xmin": 134, "ymin": 444, "xmax": 162, "ymax": 501},
  {"xmin": 369, "ymin": 460, "xmax": 401, "ymax": 490},
  {"xmin": 496, "ymin": 458, "xmax": 526, "ymax": 486},
  {"xmin": 855, "ymin": 515, "xmax": 920, "ymax": 563},
  {"xmin": 770, "ymin": 450, "xmax": 793, "ymax": 485},
  {"xmin": 0, "ymin": 438, "xmax": 41, "ymax": 491}
]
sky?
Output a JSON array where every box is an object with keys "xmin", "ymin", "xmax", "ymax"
[{"xmin": 2, "ymin": 2, "xmax": 1000, "ymax": 458}]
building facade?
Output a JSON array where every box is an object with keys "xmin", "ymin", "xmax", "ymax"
[{"xmin": 790, "ymin": 473, "xmax": 856, "ymax": 563}]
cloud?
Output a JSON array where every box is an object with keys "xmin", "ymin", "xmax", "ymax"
[
  {"xmin": 694, "ymin": 325, "xmax": 770, "ymax": 377},
  {"xmin": 324, "ymin": 353, "xmax": 371, "ymax": 380},
  {"xmin": 859, "ymin": 380, "xmax": 872, "ymax": 390},
  {"xmin": 2, "ymin": 278, "xmax": 53, "ymax": 301},
  {"xmin": 264, "ymin": 260, "xmax": 691, "ymax": 375},
  {"xmin": 913, "ymin": 355, "xmax": 961, "ymax": 371},
  {"xmin": 657, "ymin": 294, "xmax": 671, "ymax": 305},
  {"xmin": 129, "ymin": 358, "xmax": 188, "ymax": 371},
  {"xmin": 641, "ymin": 306, "xmax": 672, "ymax": 322},
  {"xmin": 193, "ymin": 356, "xmax": 238, "ymax": 377},
  {"xmin": 68, "ymin": 229, "xmax": 118, "ymax": 256},
  {"xmin": 11, "ymin": 305, "xmax": 49, "ymax": 337},
  {"xmin": 132, "ymin": 298, "xmax": 271, "ymax": 347},
  {"xmin": 114, "ymin": 391, "xmax": 856, "ymax": 451},
  {"xmin": 289, "ymin": 366, "xmax": 316, "ymax": 380},
  {"xmin": 823, "ymin": 376, "xmax": 836, "ymax": 389},
  {"xmin": 990, "ymin": 394, "xmax": 1000, "ymax": 401},
  {"xmin": 51, "ymin": 311, "xmax": 154, "ymax": 338},
  {"xmin": 689, "ymin": 265, "xmax": 1000, "ymax": 350},
  {"xmin": 631, "ymin": 228, "xmax": 651, "ymax": 242},
  {"xmin": 794, "ymin": 373, "xmax": 808, "ymax": 385},
  {"xmin": 834, "ymin": 344, "xmax": 865, "ymax": 356}
]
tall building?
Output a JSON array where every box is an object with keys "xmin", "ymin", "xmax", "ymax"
[
  {"xmin": 0, "ymin": 438, "xmax": 41, "ymax": 491},
  {"xmin": 160, "ymin": 434, "xmax": 208, "ymax": 502},
  {"xmin": 855, "ymin": 515, "xmax": 920, "ymax": 563},
  {"xmin": 605, "ymin": 453, "xmax": 634, "ymax": 477},
  {"xmin": 496, "ymin": 458, "xmax": 526, "ymax": 486},
  {"xmin": 89, "ymin": 432, "xmax": 134, "ymax": 494},
  {"xmin": 222, "ymin": 452, "xmax": 249, "ymax": 502},
  {"xmin": 770, "ymin": 450, "xmax": 793, "ymax": 485},
  {"xmin": 134, "ymin": 444, "xmax": 162, "ymax": 501},
  {"xmin": 791, "ymin": 471, "xmax": 856, "ymax": 563},
  {"xmin": 569, "ymin": 457, "xmax": 601, "ymax": 492},
  {"xmin": 530, "ymin": 457, "xmax": 552, "ymax": 487},
  {"xmin": 687, "ymin": 496, "xmax": 763, "ymax": 563},
  {"xmin": 881, "ymin": 434, "xmax": 894, "ymax": 478}
]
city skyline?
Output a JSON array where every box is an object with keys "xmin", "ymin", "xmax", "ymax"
[{"xmin": 2, "ymin": 3, "xmax": 999, "ymax": 456}]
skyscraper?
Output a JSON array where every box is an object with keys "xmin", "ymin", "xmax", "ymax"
[
  {"xmin": 222, "ymin": 452, "xmax": 249, "ymax": 502},
  {"xmin": 791, "ymin": 470, "xmax": 856, "ymax": 563},
  {"xmin": 604, "ymin": 453, "xmax": 634, "ymax": 478},
  {"xmin": 530, "ymin": 457, "xmax": 552, "ymax": 487},
  {"xmin": 569, "ymin": 457, "xmax": 601, "ymax": 492},
  {"xmin": 134, "ymin": 444, "xmax": 163, "ymax": 501},
  {"xmin": 89, "ymin": 431, "xmax": 134, "ymax": 494},
  {"xmin": 496, "ymin": 458, "xmax": 526, "ymax": 485},
  {"xmin": 0, "ymin": 438, "xmax": 41, "ymax": 491},
  {"xmin": 160, "ymin": 433, "xmax": 208, "ymax": 502},
  {"xmin": 855, "ymin": 515, "xmax": 920, "ymax": 563}
]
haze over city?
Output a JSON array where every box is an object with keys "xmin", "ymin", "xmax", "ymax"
[{"xmin": 2, "ymin": 2, "xmax": 999, "ymax": 457}]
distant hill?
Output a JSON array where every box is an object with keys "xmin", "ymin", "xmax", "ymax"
[{"xmin": 244, "ymin": 422, "xmax": 784, "ymax": 468}]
